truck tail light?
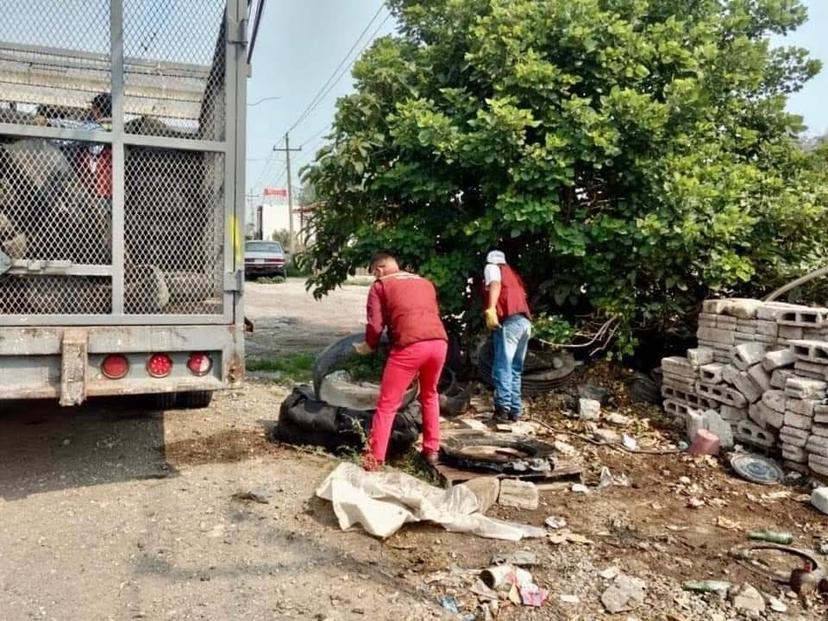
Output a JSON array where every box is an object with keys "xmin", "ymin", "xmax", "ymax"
[
  {"xmin": 101, "ymin": 354, "xmax": 129, "ymax": 379},
  {"xmin": 187, "ymin": 352, "xmax": 212, "ymax": 376},
  {"xmin": 147, "ymin": 353, "xmax": 173, "ymax": 378}
]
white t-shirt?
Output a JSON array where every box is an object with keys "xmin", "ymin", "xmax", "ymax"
[{"xmin": 484, "ymin": 264, "xmax": 501, "ymax": 287}]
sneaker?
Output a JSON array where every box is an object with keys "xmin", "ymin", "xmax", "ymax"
[
  {"xmin": 421, "ymin": 451, "xmax": 439, "ymax": 467},
  {"xmin": 493, "ymin": 406, "xmax": 511, "ymax": 422}
]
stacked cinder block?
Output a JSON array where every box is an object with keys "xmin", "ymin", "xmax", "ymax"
[{"xmin": 662, "ymin": 298, "xmax": 828, "ymax": 477}]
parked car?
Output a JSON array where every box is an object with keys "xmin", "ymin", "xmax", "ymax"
[{"xmin": 245, "ymin": 240, "xmax": 287, "ymax": 278}]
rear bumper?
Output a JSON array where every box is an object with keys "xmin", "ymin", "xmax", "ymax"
[
  {"xmin": 245, "ymin": 264, "xmax": 285, "ymax": 275},
  {"xmin": 0, "ymin": 325, "xmax": 244, "ymax": 405}
]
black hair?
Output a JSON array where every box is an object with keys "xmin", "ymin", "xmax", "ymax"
[
  {"xmin": 91, "ymin": 92, "xmax": 112, "ymax": 117},
  {"xmin": 370, "ymin": 251, "xmax": 396, "ymax": 268}
]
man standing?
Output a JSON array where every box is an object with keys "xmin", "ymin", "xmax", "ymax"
[
  {"xmin": 483, "ymin": 250, "xmax": 532, "ymax": 421},
  {"xmin": 354, "ymin": 252, "xmax": 448, "ymax": 470}
]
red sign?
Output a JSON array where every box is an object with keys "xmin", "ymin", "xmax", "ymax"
[{"xmin": 263, "ymin": 187, "xmax": 288, "ymax": 198}]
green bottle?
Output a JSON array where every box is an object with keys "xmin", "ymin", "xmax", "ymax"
[{"xmin": 748, "ymin": 530, "xmax": 793, "ymax": 544}]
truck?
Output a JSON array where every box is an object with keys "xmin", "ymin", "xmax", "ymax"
[{"xmin": 0, "ymin": 0, "xmax": 252, "ymax": 408}]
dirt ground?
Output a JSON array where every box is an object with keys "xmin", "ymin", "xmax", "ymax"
[{"xmin": 1, "ymin": 278, "xmax": 827, "ymax": 620}]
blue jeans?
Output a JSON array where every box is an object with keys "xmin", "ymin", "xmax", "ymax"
[{"xmin": 492, "ymin": 314, "xmax": 532, "ymax": 416}]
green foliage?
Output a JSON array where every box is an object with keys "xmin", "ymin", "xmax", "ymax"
[
  {"xmin": 302, "ymin": 0, "xmax": 825, "ymax": 349},
  {"xmin": 333, "ymin": 349, "xmax": 388, "ymax": 382},
  {"xmin": 246, "ymin": 352, "xmax": 315, "ymax": 383},
  {"xmin": 270, "ymin": 228, "xmax": 292, "ymax": 248},
  {"xmin": 532, "ymin": 314, "xmax": 575, "ymax": 347}
]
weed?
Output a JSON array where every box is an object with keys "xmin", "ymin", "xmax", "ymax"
[
  {"xmin": 255, "ymin": 275, "xmax": 286, "ymax": 285},
  {"xmin": 246, "ymin": 351, "xmax": 315, "ymax": 383}
]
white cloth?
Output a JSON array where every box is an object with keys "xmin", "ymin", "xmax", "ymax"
[
  {"xmin": 316, "ymin": 462, "xmax": 546, "ymax": 541},
  {"xmin": 484, "ymin": 264, "xmax": 502, "ymax": 287}
]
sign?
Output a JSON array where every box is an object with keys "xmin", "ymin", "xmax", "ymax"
[{"xmin": 263, "ymin": 187, "xmax": 288, "ymax": 198}]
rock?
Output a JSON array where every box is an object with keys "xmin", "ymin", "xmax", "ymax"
[
  {"xmin": 491, "ymin": 551, "xmax": 538, "ymax": 567},
  {"xmin": 571, "ymin": 483, "xmax": 589, "ymax": 494},
  {"xmin": 600, "ymin": 573, "xmax": 646, "ymax": 613},
  {"xmin": 599, "ymin": 566, "xmax": 620, "ymax": 580},
  {"xmin": 497, "ymin": 479, "xmax": 539, "ymax": 510},
  {"xmin": 768, "ymin": 596, "xmax": 787, "ymax": 612},
  {"xmin": 559, "ymin": 594, "xmax": 580, "ymax": 604},
  {"xmin": 458, "ymin": 477, "xmax": 500, "ymax": 513},
  {"xmin": 606, "ymin": 413, "xmax": 631, "ymax": 426},
  {"xmin": 544, "ymin": 516, "xmax": 567, "ymax": 529},
  {"xmin": 594, "ymin": 428, "xmax": 622, "ymax": 444},
  {"xmin": 729, "ymin": 583, "xmax": 765, "ymax": 613},
  {"xmin": 578, "ymin": 383, "xmax": 610, "ymax": 405},
  {"xmin": 579, "ymin": 398, "xmax": 601, "ymax": 420},
  {"xmin": 811, "ymin": 487, "xmax": 828, "ymax": 515},
  {"xmin": 553, "ymin": 440, "xmax": 577, "ymax": 456}
]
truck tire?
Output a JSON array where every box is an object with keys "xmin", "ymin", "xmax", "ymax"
[{"xmin": 177, "ymin": 391, "xmax": 214, "ymax": 409}]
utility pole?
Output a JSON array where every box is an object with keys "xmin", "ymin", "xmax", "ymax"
[{"xmin": 272, "ymin": 133, "xmax": 301, "ymax": 252}]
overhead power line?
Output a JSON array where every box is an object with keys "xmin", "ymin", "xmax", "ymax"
[{"xmin": 286, "ymin": 3, "xmax": 386, "ymax": 134}]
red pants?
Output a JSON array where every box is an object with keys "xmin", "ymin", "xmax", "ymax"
[{"xmin": 369, "ymin": 339, "xmax": 448, "ymax": 462}]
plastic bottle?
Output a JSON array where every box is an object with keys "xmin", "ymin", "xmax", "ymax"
[{"xmin": 748, "ymin": 530, "xmax": 793, "ymax": 544}]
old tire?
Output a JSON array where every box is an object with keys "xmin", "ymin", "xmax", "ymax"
[{"xmin": 177, "ymin": 391, "xmax": 214, "ymax": 409}]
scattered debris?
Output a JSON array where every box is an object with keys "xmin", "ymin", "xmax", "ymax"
[
  {"xmin": 597, "ymin": 466, "xmax": 631, "ymax": 489},
  {"xmin": 606, "ymin": 412, "xmax": 631, "ymax": 426},
  {"xmin": 600, "ymin": 573, "xmax": 646, "ymax": 613},
  {"xmin": 571, "ymin": 483, "xmax": 589, "ymax": 494},
  {"xmin": 491, "ymin": 551, "xmax": 538, "ymax": 567},
  {"xmin": 519, "ymin": 584, "xmax": 549, "ymax": 607},
  {"xmin": 479, "ymin": 565, "xmax": 533, "ymax": 591},
  {"xmin": 579, "ymin": 398, "xmax": 601, "ymax": 420},
  {"xmin": 559, "ymin": 593, "xmax": 580, "ymax": 604},
  {"xmin": 683, "ymin": 580, "xmax": 731, "ymax": 595},
  {"xmin": 768, "ymin": 596, "xmax": 788, "ymax": 612},
  {"xmin": 729, "ymin": 583, "xmax": 765, "ymax": 613},
  {"xmin": 548, "ymin": 530, "xmax": 594, "ymax": 545},
  {"xmin": 599, "ymin": 566, "xmax": 620, "ymax": 580},
  {"xmin": 715, "ymin": 516, "xmax": 742, "ymax": 531},
  {"xmin": 231, "ymin": 490, "xmax": 269, "ymax": 504},
  {"xmin": 459, "ymin": 477, "xmax": 500, "ymax": 513},
  {"xmin": 811, "ymin": 486, "xmax": 828, "ymax": 515},
  {"xmin": 438, "ymin": 595, "xmax": 460, "ymax": 614},
  {"xmin": 553, "ymin": 439, "xmax": 578, "ymax": 456},
  {"xmin": 497, "ymin": 479, "xmax": 539, "ymax": 510},
  {"xmin": 622, "ymin": 434, "xmax": 638, "ymax": 451},
  {"xmin": 544, "ymin": 516, "xmax": 567, "ymax": 530}
]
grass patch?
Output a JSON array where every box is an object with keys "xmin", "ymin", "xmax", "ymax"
[
  {"xmin": 247, "ymin": 351, "xmax": 315, "ymax": 383},
  {"xmin": 254, "ymin": 275, "xmax": 286, "ymax": 285}
]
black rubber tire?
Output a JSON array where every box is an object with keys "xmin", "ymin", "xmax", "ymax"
[
  {"xmin": 439, "ymin": 433, "xmax": 555, "ymax": 474},
  {"xmin": 312, "ymin": 332, "xmax": 417, "ymax": 409},
  {"xmin": 177, "ymin": 391, "xmax": 214, "ymax": 409}
]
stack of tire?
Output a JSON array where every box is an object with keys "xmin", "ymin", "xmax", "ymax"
[{"xmin": 476, "ymin": 337, "xmax": 576, "ymax": 396}]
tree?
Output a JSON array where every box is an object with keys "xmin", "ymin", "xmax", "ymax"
[
  {"xmin": 302, "ymin": 0, "xmax": 824, "ymax": 351},
  {"xmin": 270, "ymin": 228, "xmax": 292, "ymax": 249}
]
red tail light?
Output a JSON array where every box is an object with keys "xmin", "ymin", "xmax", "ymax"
[
  {"xmin": 147, "ymin": 353, "xmax": 173, "ymax": 378},
  {"xmin": 101, "ymin": 354, "xmax": 129, "ymax": 379},
  {"xmin": 187, "ymin": 352, "xmax": 212, "ymax": 376}
]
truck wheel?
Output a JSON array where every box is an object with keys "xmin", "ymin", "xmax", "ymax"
[{"xmin": 177, "ymin": 391, "xmax": 214, "ymax": 409}]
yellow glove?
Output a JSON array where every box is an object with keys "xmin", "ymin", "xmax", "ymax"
[
  {"xmin": 484, "ymin": 308, "xmax": 500, "ymax": 330},
  {"xmin": 353, "ymin": 341, "xmax": 375, "ymax": 356}
]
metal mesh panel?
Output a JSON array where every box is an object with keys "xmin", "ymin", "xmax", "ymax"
[
  {"xmin": 0, "ymin": 276, "xmax": 110, "ymax": 315},
  {"xmin": 124, "ymin": 147, "xmax": 224, "ymax": 315},
  {"xmin": 0, "ymin": 1, "xmax": 111, "ymax": 128},
  {"xmin": 123, "ymin": 0, "xmax": 227, "ymax": 139},
  {"xmin": 0, "ymin": 138, "xmax": 111, "ymax": 265}
]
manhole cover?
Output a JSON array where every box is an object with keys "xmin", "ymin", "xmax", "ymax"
[{"xmin": 730, "ymin": 453, "xmax": 784, "ymax": 485}]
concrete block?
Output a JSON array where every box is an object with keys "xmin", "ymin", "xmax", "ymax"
[
  {"xmin": 783, "ymin": 411, "xmax": 813, "ymax": 430},
  {"xmin": 809, "ymin": 460, "xmax": 828, "ymax": 478},
  {"xmin": 661, "ymin": 386, "xmax": 719, "ymax": 410},
  {"xmin": 747, "ymin": 364, "xmax": 770, "ymax": 392},
  {"xmin": 779, "ymin": 326, "xmax": 804, "ymax": 340},
  {"xmin": 459, "ymin": 477, "xmax": 501, "ymax": 513},
  {"xmin": 756, "ymin": 302, "xmax": 808, "ymax": 322},
  {"xmin": 661, "ymin": 356, "xmax": 696, "ymax": 378},
  {"xmin": 696, "ymin": 381, "xmax": 748, "ymax": 408},
  {"xmin": 771, "ymin": 368, "xmax": 797, "ymax": 389},
  {"xmin": 754, "ymin": 335, "xmax": 777, "ymax": 345},
  {"xmin": 703, "ymin": 410, "xmax": 734, "ymax": 448},
  {"xmin": 686, "ymin": 347, "xmax": 714, "ymax": 368},
  {"xmin": 684, "ymin": 409, "xmax": 705, "ymax": 442},
  {"xmin": 762, "ymin": 349, "xmax": 797, "ymax": 372},
  {"xmin": 697, "ymin": 313, "xmax": 717, "ymax": 328},
  {"xmin": 722, "ymin": 364, "xmax": 740, "ymax": 386},
  {"xmin": 782, "ymin": 444, "xmax": 808, "ymax": 463},
  {"xmin": 699, "ymin": 363, "xmax": 724, "ymax": 384},
  {"xmin": 810, "ymin": 487, "xmax": 828, "ymax": 515},
  {"xmin": 763, "ymin": 406, "xmax": 785, "ymax": 429},
  {"xmin": 778, "ymin": 307, "xmax": 828, "ymax": 329},
  {"xmin": 797, "ymin": 370, "xmax": 826, "ymax": 382},
  {"xmin": 661, "ymin": 373, "xmax": 697, "ymax": 393},
  {"xmin": 795, "ymin": 359, "xmax": 828, "ymax": 378},
  {"xmin": 762, "ymin": 390, "xmax": 787, "ymax": 413},
  {"xmin": 720, "ymin": 404, "xmax": 748, "ymax": 423},
  {"xmin": 789, "ymin": 340, "xmax": 828, "ymax": 367},
  {"xmin": 713, "ymin": 352, "xmax": 731, "ymax": 364},
  {"xmin": 786, "ymin": 398, "xmax": 817, "ymax": 417},
  {"xmin": 716, "ymin": 314, "xmax": 737, "ymax": 328},
  {"xmin": 806, "ymin": 435, "xmax": 828, "ymax": 458},
  {"xmin": 785, "ymin": 460, "xmax": 812, "ymax": 474},
  {"xmin": 785, "ymin": 377, "xmax": 827, "ymax": 400},
  {"xmin": 497, "ymin": 479, "xmax": 539, "ymax": 510},
  {"xmin": 748, "ymin": 402, "xmax": 766, "ymax": 427},
  {"xmin": 733, "ymin": 343, "xmax": 767, "ymax": 370},
  {"xmin": 809, "ymin": 452, "xmax": 828, "ymax": 472},
  {"xmin": 732, "ymin": 371, "xmax": 763, "ymax": 403},
  {"xmin": 697, "ymin": 327, "xmax": 735, "ymax": 346},
  {"xmin": 755, "ymin": 320, "xmax": 779, "ymax": 337},
  {"xmin": 702, "ymin": 300, "xmax": 728, "ymax": 314},
  {"xmin": 663, "ymin": 399, "xmax": 692, "ymax": 418},
  {"xmin": 713, "ymin": 298, "xmax": 762, "ymax": 319},
  {"xmin": 734, "ymin": 335, "xmax": 756, "ymax": 345},
  {"xmin": 811, "ymin": 424, "xmax": 828, "ymax": 437},
  {"xmin": 779, "ymin": 425, "xmax": 810, "ymax": 447},
  {"xmin": 735, "ymin": 420, "xmax": 776, "ymax": 448},
  {"xmin": 736, "ymin": 320, "xmax": 757, "ymax": 335}
]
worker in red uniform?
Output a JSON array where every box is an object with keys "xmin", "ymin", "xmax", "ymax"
[{"xmin": 353, "ymin": 252, "xmax": 448, "ymax": 471}]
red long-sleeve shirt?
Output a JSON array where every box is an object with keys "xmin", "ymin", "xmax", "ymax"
[{"xmin": 365, "ymin": 272, "xmax": 448, "ymax": 350}]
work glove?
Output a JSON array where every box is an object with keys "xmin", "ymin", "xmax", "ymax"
[
  {"xmin": 353, "ymin": 341, "xmax": 375, "ymax": 356},
  {"xmin": 484, "ymin": 307, "xmax": 500, "ymax": 331}
]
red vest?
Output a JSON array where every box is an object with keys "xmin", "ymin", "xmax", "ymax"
[
  {"xmin": 377, "ymin": 273, "xmax": 448, "ymax": 347},
  {"xmin": 490, "ymin": 264, "xmax": 531, "ymax": 321}
]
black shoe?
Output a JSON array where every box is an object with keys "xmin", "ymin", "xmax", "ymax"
[
  {"xmin": 508, "ymin": 411, "xmax": 520, "ymax": 422},
  {"xmin": 493, "ymin": 406, "xmax": 511, "ymax": 422}
]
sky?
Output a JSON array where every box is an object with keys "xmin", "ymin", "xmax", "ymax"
[{"xmin": 245, "ymin": 0, "xmax": 828, "ymax": 201}]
